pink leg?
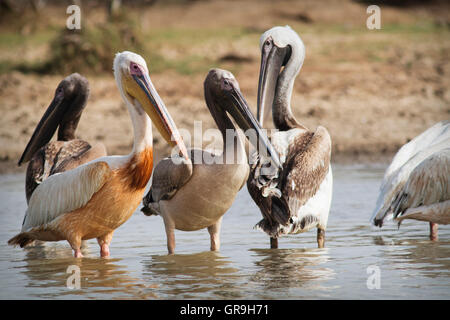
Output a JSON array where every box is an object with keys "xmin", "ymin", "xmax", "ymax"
[
  {"xmin": 74, "ymin": 248, "xmax": 83, "ymax": 258},
  {"xmin": 100, "ymin": 243, "xmax": 110, "ymax": 257},
  {"xmin": 97, "ymin": 232, "xmax": 114, "ymax": 258},
  {"xmin": 69, "ymin": 237, "xmax": 83, "ymax": 258},
  {"xmin": 430, "ymin": 222, "xmax": 438, "ymax": 241}
]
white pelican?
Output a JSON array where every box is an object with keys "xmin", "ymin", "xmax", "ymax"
[
  {"xmin": 18, "ymin": 73, "xmax": 106, "ymax": 203},
  {"xmin": 247, "ymin": 26, "xmax": 333, "ymax": 249},
  {"xmin": 141, "ymin": 69, "xmax": 281, "ymax": 254},
  {"xmin": 8, "ymin": 51, "xmax": 188, "ymax": 257},
  {"xmin": 372, "ymin": 120, "xmax": 450, "ymax": 240}
]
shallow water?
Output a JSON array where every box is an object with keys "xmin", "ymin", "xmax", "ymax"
[{"xmin": 0, "ymin": 164, "xmax": 449, "ymax": 300}]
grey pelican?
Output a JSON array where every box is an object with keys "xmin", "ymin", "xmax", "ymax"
[
  {"xmin": 8, "ymin": 51, "xmax": 188, "ymax": 258},
  {"xmin": 18, "ymin": 73, "xmax": 106, "ymax": 203},
  {"xmin": 247, "ymin": 26, "xmax": 333, "ymax": 249},
  {"xmin": 141, "ymin": 68, "xmax": 281, "ymax": 254},
  {"xmin": 372, "ymin": 120, "xmax": 450, "ymax": 240}
]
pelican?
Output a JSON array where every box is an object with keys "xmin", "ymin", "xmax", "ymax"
[
  {"xmin": 247, "ymin": 26, "xmax": 333, "ymax": 249},
  {"xmin": 18, "ymin": 73, "xmax": 106, "ymax": 203},
  {"xmin": 8, "ymin": 51, "xmax": 188, "ymax": 257},
  {"xmin": 372, "ymin": 121, "xmax": 450, "ymax": 240},
  {"xmin": 141, "ymin": 69, "xmax": 281, "ymax": 254}
]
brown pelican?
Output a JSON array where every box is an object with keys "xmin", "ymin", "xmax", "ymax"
[
  {"xmin": 141, "ymin": 68, "xmax": 281, "ymax": 254},
  {"xmin": 8, "ymin": 51, "xmax": 188, "ymax": 258},
  {"xmin": 18, "ymin": 73, "xmax": 106, "ymax": 203},
  {"xmin": 372, "ymin": 121, "xmax": 450, "ymax": 240},
  {"xmin": 247, "ymin": 26, "xmax": 333, "ymax": 249}
]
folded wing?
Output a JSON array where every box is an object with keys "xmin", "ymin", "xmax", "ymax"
[
  {"xmin": 22, "ymin": 161, "xmax": 112, "ymax": 231},
  {"xmin": 392, "ymin": 148, "xmax": 450, "ymax": 219},
  {"xmin": 142, "ymin": 153, "xmax": 193, "ymax": 215}
]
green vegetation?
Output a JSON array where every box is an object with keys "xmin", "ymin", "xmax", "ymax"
[
  {"xmin": 0, "ymin": 14, "xmax": 256, "ymax": 75},
  {"xmin": 0, "ymin": 4, "xmax": 447, "ymax": 76},
  {"xmin": 381, "ymin": 21, "xmax": 449, "ymax": 34}
]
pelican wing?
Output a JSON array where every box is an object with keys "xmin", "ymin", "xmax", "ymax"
[
  {"xmin": 50, "ymin": 139, "xmax": 92, "ymax": 174},
  {"xmin": 395, "ymin": 200, "xmax": 450, "ymax": 225},
  {"xmin": 22, "ymin": 161, "xmax": 112, "ymax": 231},
  {"xmin": 248, "ymin": 126, "xmax": 331, "ymax": 233},
  {"xmin": 280, "ymin": 126, "xmax": 332, "ymax": 214},
  {"xmin": 142, "ymin": 154, "xmax": 193, "ymax": 215},
  {"xmin": 384, "ymin": 120, "xmax": 449, "ymax": 179},
  {"xmin": 372, "ymin": 137, "xmax": 450, "ymax": 225},
  {"xmin": 392, "ymin": 149, "xmax": 450, "ymax": 218},
  {"xmin": 25, "ymin": 140, "xmax": 92, "ymax": 202},
  {"xmin": 372, "ymin": 121, "xmax": 450, "ymax": 224}
]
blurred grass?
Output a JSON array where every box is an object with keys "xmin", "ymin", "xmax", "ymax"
[
  {"xmin": 143, "ymin": 25, "xmax": 258, "ymax": 74},
  {"xmin": 300, "ymin": 20, "xmax": 448, "ymax": 34},
  {"xmin": 381, "ymin": 21, "xmax": 449, "ymax": 33},
  {"xmin": 0, "ymin": 4, "xmax": 448, "ymax": 76},
  {"xmin": 0, "ymin": 17, "xmax": 257, "ymax": 75},
  {"xmin": 0, "ymin": 31, "xmax": 54, "ymax": 47}
]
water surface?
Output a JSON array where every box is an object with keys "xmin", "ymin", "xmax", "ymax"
[{"xmin": 0, "ymin": 164, "xmax": 449, "ymax": 299}]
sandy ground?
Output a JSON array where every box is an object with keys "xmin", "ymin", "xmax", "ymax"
[{"xmin": 0, "ymin": 0, "xmax": 449, "ymax": 173}]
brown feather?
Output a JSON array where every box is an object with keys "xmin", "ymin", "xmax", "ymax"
[
  {"xmin": 119, "ymin": 147, "xmax": 153, "ymax": 191},
  {"xmin": 281, "ymin": 126, "xmax": 331, "ymax": 210},
  {"xmin": 25, "ymin": 139, "xmax": 108, "ymax": 203},
  {"xmin": 248, "ymin": 126, "xmax": 331, "ymax": 237}
]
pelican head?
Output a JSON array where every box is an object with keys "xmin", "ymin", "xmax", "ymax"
[
  {"xmin": 113, "ymin": 51, "xmax": 188, "ymax": 159},
  {"xmin": 257, "ymin": 25, "xmax": 305, "ymax": 126},
  {"xmin": 204, "ymin": 68, "xmax": 281, "ymax": 169},
  {"xmin": 18, "ymin": 73, "xmax": 90, "ymax": 166}
]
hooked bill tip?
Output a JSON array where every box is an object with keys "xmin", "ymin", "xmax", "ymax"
[{"xmin": 373, "ymin": 218, "xmax": 383, "ymax": 228}]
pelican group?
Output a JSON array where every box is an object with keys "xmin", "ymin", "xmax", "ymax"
[
  {"xmin": 9, "ymin": 51, "xmax": 188, "ymax": 257},
  {"xmin": 7, "ymin": 26, "xmax": 448, "ymax": 261},
  {"xmin": 372, "ymin": 120, "xmax": 450, "ymax": 240},
  {"xmin": 247, "ymin": 26, "xmax": 333, "ymax": 249},
  {"xmin": 141, "ymin": 68, "xmax": 281, "ymax": 254}
]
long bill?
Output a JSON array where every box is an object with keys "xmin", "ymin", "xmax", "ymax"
[
  {"xmin": 18, "ymin": 91, "xmax": 66, "ymax": 166},
  {"xmin": 124, "ymin": 72, "xmax": 189, "ymax": 160},
  {"xmin": 257, "ymin": 42, "xmax": 290, "ymax": 127},
  {"xmin": 227, "ymin": 85, "xmax": 282, "ymax": 170}
]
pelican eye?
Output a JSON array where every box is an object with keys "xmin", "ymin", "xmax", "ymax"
[
  {"xmin": 130, "ymin": 62, "xmax": 143, "ymax": 76},
  {"xmin": 222, "ymin": 78, "xmax": 233, "ymax": 91}
]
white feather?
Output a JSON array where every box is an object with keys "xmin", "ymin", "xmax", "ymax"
[
  {"xmin": 372, "ymin": 121, "xmax": 450, "ymax": 224},
  {"xmin": 393, "ymin": 149, "xmax": 450, "ymax": 224},
  {"xmin": 22, "ymin": 161, "xmax": 111, "ymax": 231},
  {"xmin": 385, "ymin": 121, "xmax": 449, "ymax": 178},
  {"xmin": 291, "ymin": 167, "xmax": 333, "ymax": 233}
]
